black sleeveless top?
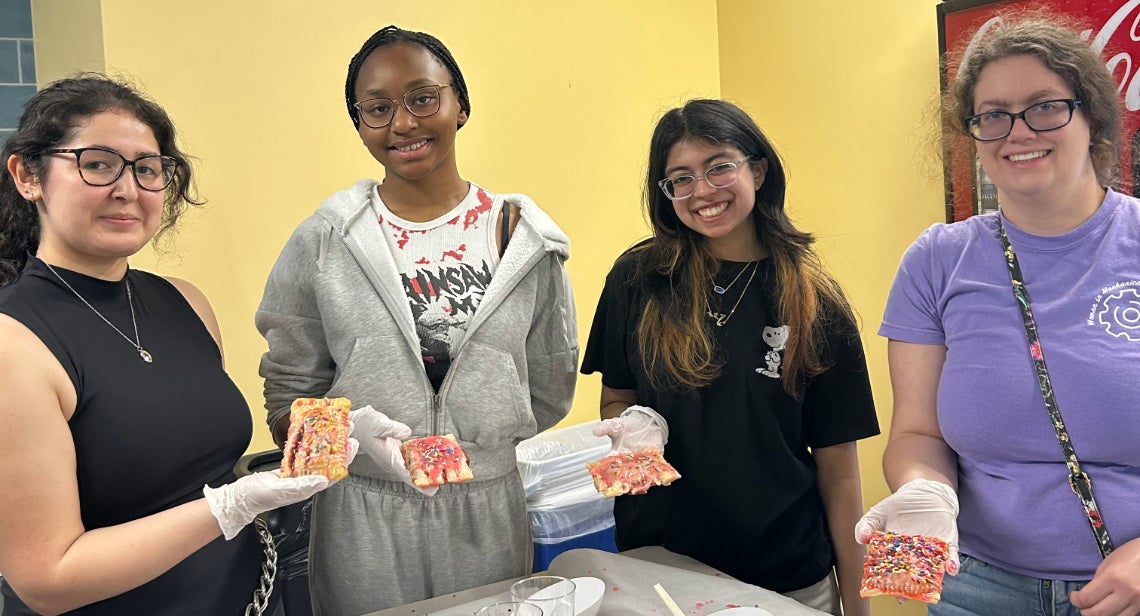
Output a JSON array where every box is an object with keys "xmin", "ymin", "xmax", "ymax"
[{"xmin": 0, "ymin": 258, "xmax": 261, "ymax": 615}]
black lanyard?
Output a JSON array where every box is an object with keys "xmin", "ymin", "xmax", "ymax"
[{"xmin": 997, "ymin": 217, "xmax": 1114, "ymax": 558}]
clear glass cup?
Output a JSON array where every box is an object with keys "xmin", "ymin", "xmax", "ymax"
[
  {"xmin": 510, "ymin": 575, "xmax": 576, "ymax": 616},
  {"xmin": 475, "ymin": 601, "xmax": 544, "ymax": 616}
]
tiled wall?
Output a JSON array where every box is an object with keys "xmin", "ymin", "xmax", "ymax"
[{"xmin": 0, "ymin": 0, "xmax": 35, "ymax": 147}]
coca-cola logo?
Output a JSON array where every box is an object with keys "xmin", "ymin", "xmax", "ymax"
[{"xmin": 1089, "ymin": 0, "xmax": 1140, "ymax": 111}]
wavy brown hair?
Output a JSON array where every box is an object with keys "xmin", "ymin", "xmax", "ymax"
[
  {"xmin": 634, "ymin": 99, "xmax": 854, "ymax": 396},
  {"xmin": 942, "ymin": 13, "xmax": 1122, "ymax": 189},
  {"xmin": 0, "ymin": 73, "xmax": 201, "ymax": 287}
]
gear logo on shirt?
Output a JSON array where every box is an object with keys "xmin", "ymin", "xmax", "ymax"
[{"xmin": 1089, "ymin": 283, "xmax": 1140, "ymax": 342}]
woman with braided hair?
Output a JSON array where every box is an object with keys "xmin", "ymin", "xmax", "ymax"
[{"xmin": 256, "ymin": 25, "xmax": 578, "ymax": 613}]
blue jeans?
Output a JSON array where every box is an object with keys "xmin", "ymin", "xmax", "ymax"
[{"xmin": 929, "ymin": 554, "xmax": 1089, "ymax": 616}]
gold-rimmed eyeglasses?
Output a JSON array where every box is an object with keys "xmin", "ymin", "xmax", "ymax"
[{"xmin": 353, "ymin": 83, "xmax": 453, "ymax": 129}]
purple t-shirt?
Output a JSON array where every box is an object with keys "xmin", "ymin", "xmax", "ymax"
[{"xmin": 880, "ymin": 189, "xmax": 1140, "ymax": 579}]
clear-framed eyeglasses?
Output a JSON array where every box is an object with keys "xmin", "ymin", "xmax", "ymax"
[
  {"xmin": 353, "ymin": 83, "xmax": 453, "ymax": 129},
  {"xmin": 46, "ymin": 147, "xmax": 177, "ymax": 191},
  {"xmin": 964, "ymin": 98, "xmax": 1082, "ymax": 142},
  {"xmin": 658, "ymin": 156, "xmax": 753, "ymax": 200}
]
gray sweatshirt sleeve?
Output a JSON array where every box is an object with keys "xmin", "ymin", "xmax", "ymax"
[
  {"xmin": 526, "ymin": 253, "xmax": 579, "ymax": 432},
  {"xmin": 255, "ymin": 220, "xmax": 335, "ymax": 440}
]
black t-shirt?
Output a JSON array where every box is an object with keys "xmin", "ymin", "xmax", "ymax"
[
  {"xmin": 0, "ymin": 258, "xmax": 261, "ymax": 615},
  {"xmin": 580, "ymin": 251, "xmax": 879, "ymax": 592}
]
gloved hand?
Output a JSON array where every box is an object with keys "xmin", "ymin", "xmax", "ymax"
[
  {"xmin": 593, "ymin": 405, "xmax": 669, "ymax": 454},
  {"xmin": 855, "ymin": 478, "xmax": 962, "ymax": 575},
  {"xmin": 349, "ymin": 405, "xmax": 438, "ymax": 496},
  {"xmin": 204, "ymin": 471, "xmax": 331, "ymax": 540}
]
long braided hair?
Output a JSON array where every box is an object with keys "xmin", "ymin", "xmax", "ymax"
[
  {"xmin": 344, "ymin": 25, "xmax": 471, "ymax": 130},
  {"xmin": 635, "ymin": 99, "xmax": 854, "ymax": 396}
]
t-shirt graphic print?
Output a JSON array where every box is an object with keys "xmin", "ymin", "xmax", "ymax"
[{"xmin": 376, "ymin": 185, "xmax": 501, "ymax": 390}]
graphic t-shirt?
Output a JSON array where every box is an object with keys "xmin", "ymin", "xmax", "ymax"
[
  {"xmin": 581, "ymin": 250, "xmax": 879, "ymax": 592},
  {"xmin": 376, "ymin": 183, "xmax": 503, "ymax": 390}
]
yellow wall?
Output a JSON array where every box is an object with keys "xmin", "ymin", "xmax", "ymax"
[
  {"xmin": 29, "ymin": 0, "xmax": 105, "ymax": 79},
  {"xmin": 717, "ymin": 1, "xmax": 945, "ymax": 614}
]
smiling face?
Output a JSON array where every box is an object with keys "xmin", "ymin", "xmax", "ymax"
[
  {"xmin": 28, "ymin": 110, "xmax": 165, "ymax": 276},
  {"xmin": 972, "ymin": 54, "xmax": 1100, "ymax": 213},
  {"xmin": 664, "ymin": 138, "xmax": 767, "ymax": 258},
  {"xmin": 353, "ymin": 43, "xmax": 468, "ymax": 189}
]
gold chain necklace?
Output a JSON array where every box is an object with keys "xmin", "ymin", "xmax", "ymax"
[
  {"xmin": 43, "ymin": 262, "xmax": 154, "ymax": 363},
  {"xmin": 706, "ymin": 260, "xmax": 758, "ymax": 327}
]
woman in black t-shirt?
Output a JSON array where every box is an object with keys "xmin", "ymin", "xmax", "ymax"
[{"xmin": 581, "ymin": 99, "xmax": 879, "ymax": 616}]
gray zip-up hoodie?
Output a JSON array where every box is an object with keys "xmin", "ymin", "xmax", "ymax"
[{"xmin": 255, "ymin": 180, "xmax": 578, "ymax": 612}]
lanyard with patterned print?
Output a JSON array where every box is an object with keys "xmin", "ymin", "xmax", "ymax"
[{"xmin": 997, "ymin": 217, "xmax": 1114, "ymax": 558}]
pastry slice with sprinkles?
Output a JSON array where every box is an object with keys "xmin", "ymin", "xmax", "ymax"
[
  {"xmin": 280, "ymin": 397, "xmax": 353, "ymax": 481},
  {"xmin": 860, "ymin": 531, "xmax": 949, "ymax": 603},
  {"xmin": 401, "ymin": 434, "xmax": 474, "ymax": 488},
  {"xmin": 586, "ymin": 447, "xmax": 681, "ymax": 497}
]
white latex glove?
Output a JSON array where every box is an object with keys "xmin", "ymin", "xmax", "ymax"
[
  {"xmin": 593, "ymin": 405, "xmax": 669, "ymax": 454},
  {"xmin": 349, "ymin": 405, "xmax": 438, "ymax": 496},
  {"xmin": 204, "ymin": 471, "xmax": 331, "ymax": 540},
  {"xmin": 855, "ymin": 478, "xmax": 962, "ymax": 575}
]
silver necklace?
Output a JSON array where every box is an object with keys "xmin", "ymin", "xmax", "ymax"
[
  {"xmin": 712, "ymin": 261, "xmax": 750, "ymax": 295},
  {"xmin": 43, "ymin": 262, "xmax": 153, "ymax": 363},
  {"xmin": 706, "ymin": 260, "xmax": 759, "ymax": 327}
]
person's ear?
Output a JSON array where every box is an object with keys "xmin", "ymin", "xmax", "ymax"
[
  {"xmin": 752, "ymin": 157, "xmax": 769, "ymax": 188},
  {"xmin": 457, "ymin": 108, "xmax": 469, "ymax": 129},
  {"xmin": 7, "ymin": 154, "xmax": 42, "ymax": 202}
]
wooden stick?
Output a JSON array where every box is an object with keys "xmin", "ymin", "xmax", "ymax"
[{"xmin": 653, "ymin": 583, "xmax": 685, "ymax": 616}]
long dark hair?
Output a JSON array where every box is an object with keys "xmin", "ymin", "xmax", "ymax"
[
  {"xmin": 635, "ymin": 99, "xmax": 854, "ymax": 396},
  {"xmin": 0, "ymin": 73, "xmax": 200, "ymax": 288},
  {"xmin": 344, "ymin": 25, "xmax": 471, "ymax": 130}
]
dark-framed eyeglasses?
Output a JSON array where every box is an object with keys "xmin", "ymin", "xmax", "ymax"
[
  {"xmin": 353, "ymin": 84, "xmax": 453, "ymax": 129},
  {"xmin": 658, "ymin": 156, "xmax": 753, "ymax": 200},
  {"xmin": 46, "ymin": 147, "xmax": 177, "ymax": 192},
  {"xmin": 964, "ymin": 98, "xmax": 1082, "ymax": 142}
]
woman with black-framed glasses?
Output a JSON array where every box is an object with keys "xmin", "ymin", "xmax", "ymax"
[
  {"xmin": 580, "ymin": 99, "xmax": 879, "ymax": 616},
  {"xmin": 862, "ymin": 15, "xmax": 1140, "ymax": 615},
  {"xmin": 0, "ymin": 75, "xmax": 337, "ymax": 615},
  {"xmin": 256, "ymin": 25, "xmax": 578, "ymax": 614}
]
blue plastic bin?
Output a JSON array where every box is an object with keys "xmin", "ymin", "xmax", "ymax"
[
  {"xmin": 533, "ymin": 524, "xmax": 617, "ymax": 572},
  {"xmin": 517, "ymin": 422, "xmax": 619, "ymax": 572}
]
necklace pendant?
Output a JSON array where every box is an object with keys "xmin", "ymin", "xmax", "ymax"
[
  {"xmin": 713, "ymin": 285, "xmax": 726, "ymax": 295},
  {"xmin": 139, "ymin": 348, "xmax": 153, "ymax": 363},
  {"xmin": 706, "ymin": 309, "xmax": 728, "ymax": 327}
]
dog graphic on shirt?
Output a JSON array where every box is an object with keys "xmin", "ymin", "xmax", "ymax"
[{"xmin": 757, "ymin": 325, "xmax": 789, "ymax": 379}]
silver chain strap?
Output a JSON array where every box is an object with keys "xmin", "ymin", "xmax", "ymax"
[{"xmin": 244, "ymin": 517, "xmax": 278, "ymax": 616}]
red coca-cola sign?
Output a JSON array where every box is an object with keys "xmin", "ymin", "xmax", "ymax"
[{"xmin": 938, "ymin": 0, "xmax": 1140, "ymax": 221}]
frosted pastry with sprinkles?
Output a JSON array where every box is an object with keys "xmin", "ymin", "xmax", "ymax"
[
  {"xmin": 280, "ymin": 397, "xmax": 353, "ymax": 481},
  {"xmin": 860, "ymin": 531, "xmax": 949, "ymax": 603},
  {"xmin": 586, "ymin": 446, "xmax": 681, "ymax": 497},
  {"xmin": 401, "ymin": 434, "xmax": 474, "ymax": 488}
]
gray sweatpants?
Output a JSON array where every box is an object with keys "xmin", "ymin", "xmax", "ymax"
[{"xmin": 308, "ymin": 471, "xmax": 532, "ymax": 616}]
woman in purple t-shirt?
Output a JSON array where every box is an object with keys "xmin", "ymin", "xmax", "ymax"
[{"xmin": 857, "ymin": 15, "xmax": 1140, "ymax": 616}]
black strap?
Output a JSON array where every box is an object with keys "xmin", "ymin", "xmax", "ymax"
[
  {"xmin": 500, "ymin": 200, "xmax": 511, "ymax": 258},
  {"xmin": 997, "ymin": 217, "xmax": 1114, "ymax": 558}
]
